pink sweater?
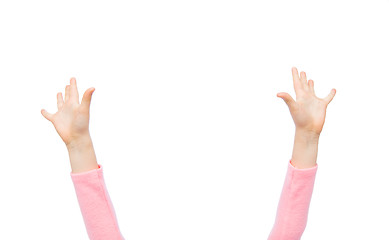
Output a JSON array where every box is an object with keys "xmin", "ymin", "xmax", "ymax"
[
  {"xmin": 267, "ymin": 160, "xmax": 318, "ymax": 240},
  {"xmin": 70, "ymin": 160, "xmax": 317, "ymax": 240}
]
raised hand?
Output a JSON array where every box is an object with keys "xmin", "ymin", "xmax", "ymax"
[
  {"xmin": 277, "ymin": 67, "xmax": 336, "ymax": 169},
  {"xmin": 277, "ymin": 67, "xmax": 336, "ymax": 137},
  {"xmin": 41, "ymin": 77, "xmax": 95, "ymax": 148}
]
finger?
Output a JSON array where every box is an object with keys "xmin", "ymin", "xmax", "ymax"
[
  {"xmin": 291, "ymin": 67, "xmax": 303, "ymax": 93},
  {"xmin": 41, "ymin": 109, "xmax": 54, "ymax": 122},
  {"xmin": 300, "ymin": 71, "xmax": 309, "ymax": 90},
  {"xmin": 80, "ymin": 87, "xmax": 95, "ymax": 113},
  {"xmin": 277, "ymin": 92, "xmax": 296, "ymax": 111},
  {"xmin": 308, "ymin": 79, "xmax": 315, "ymax": 94},
  {"xmin": 323, "ymin": 88, "xmax": 336, "ymax": 105},
  {"xmin": 70, "ymin": 77, "xmax": 80, "ymax": 104},
  {"xmin": 57, "ymin": 92, "xmax": 64, "ymax": 109},
  {"xmin": 65, "ymin": 85, "xmax": 70, "ymax": 102}
]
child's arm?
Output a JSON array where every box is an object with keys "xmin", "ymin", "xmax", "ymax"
[
  {"xmin": 268, "ymin": 67, "xmax": 336, "ymax": 240},
  {"xmin": 41, "ymin": 78, "xmax": 125, "ymax": 240}
]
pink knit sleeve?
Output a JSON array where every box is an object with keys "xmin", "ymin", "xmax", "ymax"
[
  {"xmin": 70, "ymin": 164, "xmax": 125, "ymax": 240},
  {"xmin": 267, "ymin": 160, "xmax": 318, "ymax": 240}
]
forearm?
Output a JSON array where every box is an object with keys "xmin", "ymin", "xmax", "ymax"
[
  {"xmin": 268, "ymin": 129, "xmax": 319, "ymax": 240},
  {"xmin": 267, "ymin": 161, "xmax": 318, "ymax": 240},
  {"xmin": 291, "ymin": 129, "xmax": 319, "ymax": 169},
  {"xmin": 70, "ymin": 164, "xmax": 125, "ymax": 240},
  {"xmin": 67, "ymin": 134, "xmax": 99, "ymax": 173},
  {"xmin": 68, "ymin": 134, "xmax": 124, "ymax": 239}
]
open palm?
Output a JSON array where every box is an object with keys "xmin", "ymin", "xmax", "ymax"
[
  {"xmin": 277, "ymin": 67, "xmax": 336, "ymax": 136},
  {"xmin": 41, "ymin": 77, "xmax": 95, "ymax": 146}
]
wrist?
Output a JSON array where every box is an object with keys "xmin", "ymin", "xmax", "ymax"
[
  {"xmin": 66, "ymin": 134, "xmax": 93, "ymax": 152},
  {"xmin": 295, "ymin": 128, "xmax": 320, "ymax": 144},
  {"xmin": 292, "ymin": 128, "xmax": 319, "ymax": 169},
  {"xmin": 66, "ymin": 134, "xmax": 98, "ymax": 173}
]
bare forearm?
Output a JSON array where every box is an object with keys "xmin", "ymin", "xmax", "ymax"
[
  {"xmin": 66, "ymin": 134, "xmax": 98, "ymax": 173},
  {"xmin": 291, "ymin": 129, "xmax": 319, "ymax": 169}
]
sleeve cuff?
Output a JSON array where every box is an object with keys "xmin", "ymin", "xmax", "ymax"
[
  {"xmin": 289, "ymin": 159, "xmax": 318, "ymax": 171},
  {"xmin": 70, "ymin": 164, "xmax": 103, "ymax": 178}
]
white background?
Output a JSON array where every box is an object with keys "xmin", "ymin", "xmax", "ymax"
[{"xmin": 0, "ymin": 0, "xmax": 388, "ymax": 239}]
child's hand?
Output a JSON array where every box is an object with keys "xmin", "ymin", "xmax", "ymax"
[
  {"xmin": 277, "ymin": 67, "xmax": 336, "ymax": 138},
  {"xmin": 41, "ymin": 78, "xmax": 95, "ymax": 148}
]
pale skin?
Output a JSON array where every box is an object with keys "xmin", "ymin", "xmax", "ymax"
[
  {"xmin": 277, "ymin": 67, "xmax": 336, "ymax": 169},
  {"xmin": 41, "ymin": 78, "xmax": 98, "ymax": 173},
  {"xmin": 41, "ymin": 68, "xmax": 335, "ymax": 173}
]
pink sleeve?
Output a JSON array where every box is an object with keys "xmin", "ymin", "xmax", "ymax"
[
  {"xmin": 70, "ymin": 164, "xmax": 125, "ymax": 240},
  {"xmin": 267, "ymin": 160, "xmax": 318, "ymax": 240}
]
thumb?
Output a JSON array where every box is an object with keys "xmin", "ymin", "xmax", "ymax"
[
  {"xmin": 41, "ymin": 109, "xmax": 54, "ymax": 122},
  {"xmin": 277, "ymin": 92, "xmax": 296, "ymax": 110},
  {"xmin": 80, "ymin": 87, "xmax": 95, "ymax": 113},
  {"xmin": 323, "ymin": 88, "xmax": 336, "ymax": 105}
]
